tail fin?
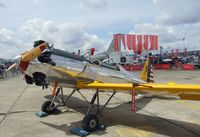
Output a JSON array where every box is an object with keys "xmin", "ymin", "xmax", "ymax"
[
  {"xmin": 105, "ymin": 34, "xmax": 122, "ymax": 53},
  {"xmin": 140, "ymin": 58, "xmax": 154, "ymax": 83},
  {"xmin": 105, "ymin": 38, "xmax": 115, "ymax": 53}
]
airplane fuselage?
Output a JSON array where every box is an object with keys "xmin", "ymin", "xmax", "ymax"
[{"xmin": 24, "ymin": 53, "xmax": 145, "ymax": 88}]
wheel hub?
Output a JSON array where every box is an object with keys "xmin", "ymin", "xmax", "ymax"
[{"xmin": 89, "ymin": 119, "xmax": 96, "ymax": 128}]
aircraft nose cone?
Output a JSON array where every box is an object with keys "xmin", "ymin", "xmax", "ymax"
[
  {"xmin": 14, "ymin": 55, "xmax": 21, "ymax": 60},
  {"xmin": 14, "ymin": 55, "xmax": 22, "ymax": 67}
]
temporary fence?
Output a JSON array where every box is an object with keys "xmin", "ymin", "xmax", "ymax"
[
  {"xmin": 181, "ymin": 64, "xmax": 194, "ymax": 70},
  {"xmin": 154, "ymin": 64, "xmax": 171, "ymax": 70},
  {"xmin": 123, "ymin": 64, "xmax": 142, "ymax": 71},
  {"xmin": 123, "ymin": 63, "xmax": 197, "ymax": 71}
]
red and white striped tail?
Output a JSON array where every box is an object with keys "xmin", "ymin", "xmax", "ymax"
[
  {"xmin": 140, "ymin": 58, "xmax": 154, "ymax": 83},
  {"xmin": 149, "ymin": 64, "xmax": 154, "ymax": 83}
]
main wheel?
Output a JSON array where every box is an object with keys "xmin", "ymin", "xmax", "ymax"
[
  {"xmin": 82, "ymin": 114, "xmax": 99, "ymax": 132},
  {"xmin": 41, "ymin": 101, "xmax": 55, "ymax": 114}
]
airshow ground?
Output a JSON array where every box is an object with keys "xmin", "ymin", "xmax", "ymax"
[{"xmin": 0, "ymin": 70, "xmax": 200, "ymax": 137}]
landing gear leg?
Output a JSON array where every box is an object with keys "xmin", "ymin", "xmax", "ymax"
[
  {"xmin": 41, "ymin": 90, "xmax": 59, "ymax": 114},
  {"xmin": 82, "ymin": 89, "xmax": 100, "ymax": 132},
  {"xmin": 41, "ymin": 80, "xmax": 60, "ymax": 114},
  {"xmin": 82, "ymin": 89, "xmax": 116, "ymax": 132}
]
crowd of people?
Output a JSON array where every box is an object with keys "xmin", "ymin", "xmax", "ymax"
[
  {"xmin": 159, "ymin": 53, "xmax": 200, "ymax": 68},
  {"xmin": 0, "ymin": 62, "xmax": 20, "ymax": 79}
]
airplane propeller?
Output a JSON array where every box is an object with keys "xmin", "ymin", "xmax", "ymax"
[
  {"xmin": 21, "ymin": 43, "xmax": 48, "ymax": 62},
  {"xmin": 19, "ymin": 43, "xmax": 48, "ymax": 71},
  {"xmin": 5, "ymin": 43, "xmax": 48, "ymax": 73},
  {"xmin": 5, "ymin": 63, "xmax": 17, "ymax": 73}
]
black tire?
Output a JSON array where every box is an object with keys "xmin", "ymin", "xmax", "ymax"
[
  {"xmin": 41, "ymin": 101, "xmax": 55, "ymax": 114},
  {"xmin": 82, "ymin": 114, "xmax": 99, "ymax": 132},
  {"xmin": 121, "ymin": 57, "xmax": 126, "ymax": 63}
]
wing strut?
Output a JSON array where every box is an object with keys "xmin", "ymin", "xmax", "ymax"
[{"xmin": 40, "ymin": 81, "xmax": 90, "ymax": 114}]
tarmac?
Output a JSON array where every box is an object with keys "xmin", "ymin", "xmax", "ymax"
[{"xmin": 0, "ymin": 70, "xmax": 200, "ymax": 137}]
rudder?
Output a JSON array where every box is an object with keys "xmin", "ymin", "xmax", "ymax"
[{"xmin": 140, "ymin": 58, "xmax": 154, "ymax": 83}]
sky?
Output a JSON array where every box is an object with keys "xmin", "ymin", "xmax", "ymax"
[{"xmin": 0, "ymin": 0, "xmax": 200, "ymax": 58}]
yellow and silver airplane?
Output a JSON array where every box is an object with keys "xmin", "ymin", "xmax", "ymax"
[{"xmin": 9, "ymin": 42, "xmax": 200, "ymax": 132}]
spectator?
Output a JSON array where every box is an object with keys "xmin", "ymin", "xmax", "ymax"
[{"xmin": 0, "ymin": 64, "xmax": 5, "ymax": 78}]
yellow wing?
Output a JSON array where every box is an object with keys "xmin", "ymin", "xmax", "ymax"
[
  {"xmin": 76, "ymin": 81, "xmax": 200, "ymax": 100},
  {"xmin": 48, "ymin": 62, "xmax": 200, "ymax": 100}
]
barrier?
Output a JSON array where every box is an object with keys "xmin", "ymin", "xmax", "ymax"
[
  {"xmin": 123, "ymin": 65, "xmax": 131, "ymax": 71},
  {"xmin": 123, "ymin": 64, "xmax": 142, "ymax": 71},
  {"xmin": 154, "ymin": 64, "xmax": 161, "ymax": 69},
  {"xmin": 124, "ymin": 63, "xmax": 194, "ymax": 71},
  {"xmin": 161, "ymin": 64, "xmax": 171, "ymax": 70},
  {"xmin": 131, "ymin": 64, "xmax": 142, "ymax": 71},
  {"xmin": 154, "ymin": 64, "xmax": 171, "ymax": 70},
  {"xmin": 182, "ymin": 64, "xmax": 194, "ymax": 70}
]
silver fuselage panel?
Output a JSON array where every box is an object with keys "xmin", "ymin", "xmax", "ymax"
[{"xmin": 25, "ymin": 54, "xmax": 145, "ymax": 87}]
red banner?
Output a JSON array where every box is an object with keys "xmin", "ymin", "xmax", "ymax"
[
  {"xmin": 155, "ymin": 35, "xmax": 158, "ymax": 50},
  {"xmin": 131, "ymin": 35, "xmax": 136, "ymax": 52},
  {"xmin": 113, "ymin": 34, "xmax": 158, "ymax": 52},
  {"xmin": 120, "ymin": 34, "xmax": 126, "ymax": 50},
  {"xmin": 127, "ymin": 34, "xmax": 131, "ymax": 50},
  {"xmin": 113, "ymin": 34, "xmax": 119, "ymax": 51},
  {"xmin": 143, "ymin": 35, "xmax": 148, "ymax": 50},
  {"xmin": 137, "ymin": 35, "xmax": 142, "ymax": 53},
  {"xmin": 150, "ymin": 35, "xmax": 155, "ymax": 50}
]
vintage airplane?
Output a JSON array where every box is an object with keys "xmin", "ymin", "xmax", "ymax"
[{"xmin": 7, "ymin": 41, "xmax": 200, "ymax": 132}]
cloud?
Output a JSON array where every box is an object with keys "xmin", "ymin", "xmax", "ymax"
[
  {"xmin": 0, "ymin": 28, "xmax": 26, "ymax": 58},
  {"xmin": 33, "ymin": 0, "xmax": 41, "ymax": 4},
  {"xmin": 80, "ymin": 0, "xmax": 106, "ymax": 12},
  {"xmin": 133, "ymin": 23, "xmax": 179, "ymax": 43},
  {"xmin": 20, "ymin": 18, "xmax": 105, "ymax": 52},
  {"xmin": 0, "ymin": 2, "xmax": 6, "ymax": 8},
  {"xmin": 0, "ymin": 18, "xmax": 106, "ymax": 58},
  {"xmin": 153, "ymin": 0, "xmax": 200, "ymax": 25},
  {"xmin": 133, "ymin": 22, "xmax": 200, "ymax": 51}
]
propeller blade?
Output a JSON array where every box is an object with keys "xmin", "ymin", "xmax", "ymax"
[
  {"xmin": 21, "ymin": 43, "xmax": 48, "ymax": 62},
  {"xmin": 5, "ymin": 63, "xmax": 17, "ymax": 73}
]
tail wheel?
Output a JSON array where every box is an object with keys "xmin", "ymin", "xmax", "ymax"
[
  {"xmin": 41, "ymin": 101, "xmax": 55, "ymax": 114},
  {"xmin": 82, "ymin": 114, "xmax": 99, "ymax": 132}
]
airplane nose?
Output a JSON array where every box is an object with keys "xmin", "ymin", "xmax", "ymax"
[
  {"xmin": 14, "ymin": 55, "xmax": 21, "ymax": 60},
  {"xmin": 18, "ymin": 43, "xmax": 48, "ymax": 72}
]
